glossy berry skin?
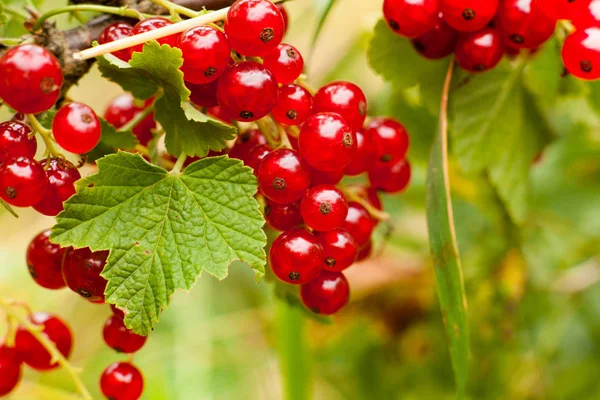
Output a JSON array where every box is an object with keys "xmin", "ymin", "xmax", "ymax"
[
  {"xmin": 0, "ymin": 157, "xmax": 48, "ymax": 207},
  {"xmin": 217, "ymin": 62, "xmax": 279, "ymax": 122},
  {"xmin": 299, "ymin": 113, "xmax": 356, "ymax": 172},
  {"xmin": 269, "ymin": 229, "xmax": 322, "ymax": 284},
  {"xmin": 0, "ymin": 346, "xmax": 22, "ymax": 396},
  {"xmin": 98, "ymin": 22, "xmax": 133, "ymax": 62},
  {"xmin": 369, "ymin": 159, "xmax": 411, "ymax": 193},
  {"xmin": 278, "ymin": 4, "xmax": 289, "ymax": 33},
  {"xmin": 53, "ymin": 103, "xmax": 101, "ymax": 154},
  {"xmin": 366, "ymin": 117, "xmax": 410, "ymax": 164},
  {"xmin": 264, "ymin": 200, "xmax": 302, "ymax": 231},
  {"xmin": 26, "ymin": 229, "xmax": 67, "ymax": 290},
  {"xmin": 177, "ymin": 27, "xmax": 230, "ymax": 84},
  {"xmin": 225, "ymin": 0, "xmax": 285, "ymax": 57},
  {"xmin": 130, "ymin": 18, "xmax": 177, "ymax": 55},
  {"xmin": 562, "ymin": 27, "xmax": 600, "ymax": 80},
  {"xmin": 62, "ymin": 247, "xmax": 109, "ymax": 303},
  {"xmin": 246, "ymin": 144, "xmax": 271, "ymax": 174},
  {"xmin": 412, "ymin": 14, "xmax": 459, "ymax": 59},
  {"xmin": 207, "ymin": 105, "xmax": 236, "ymax": 123},
  {"xmin": 383, "ymin": 0, "xmax": 439, "ymax": 38},
  {"xmin": 188, "ymin": 79, "xmax": 219, "ymax": 108},
  {"xmin": 100, "ymin": 362, "xmax": 144, "ymax": 400},
  {"xmin": 317, "ymin": 228, "xmax": 358, "ymax": 272},
  {"xmin": 495, "ymin": 0, "xmax": 556, "ymax": 49},
  {"xmin": 343, "ymin": 202, "xmax": 374, "ymax": 246},
  {"xmin": 344, "ymin": 130, "xmax": 376, "ymax": 176},
  {"xmin": 228, "ymin": 129, "xmax": 267, "ymax": 164},
  {"xmin": 573, "ymin": 1, "xmax": 600, "ymax": 28},
  {"xmin": 258, "ymin": 148, "xmax": 311, "ymax": 204},
  {"xmin": 538, "ymin": 0, "xmax": 591, "ymax": 21},
  {"xmin": 104, "ymin": 94, "xmax": 156, "ymax": 146},
  {"xmin": 455, "ymin": 27, "xmax": 504, "ymax": 73},
  {"xmin": 15, "ymin": 312, "xmax": 72, "ymax": 371},
  {"xmin": 33, "ymin": 158, "xmax": 81, "ymax": 216},
  {"xmin": 300, "ymin": 271, "xmax": 349, "ymax": 315},
  {"xmin": 440, "ymin": 0, "xmax": 499, "ymax": 32},
  {"xmin": 0, "ymin": 121, "xmax": 36, "ymax": 164},
  {"xmin": 357, "ymin": 240, "xmax": 373, "ymax": 261},
  {"xmin": 310, "ymin": 167, "xmax": 344, "ymax": 186},
  {"xmin": 103, "ymin": 315, "xmax": 147, "ymax": 354},
  {"xmin": 0, "ymin": 44, "xmax": 63, "ymax": 114},
  {"xmin": 312, "ymin": 82, "xmax": 367, "ymax": 131},
  {"xmin": 300, "ymin": 185, "xmax": 348, "ymax": 232},
  {"xmin": 262, "ymin": 43, "xmax": 304, "ymax": 84},
  {"xmin": 272, "ymin": 84, "xmax": 313, "ymax": 126}
]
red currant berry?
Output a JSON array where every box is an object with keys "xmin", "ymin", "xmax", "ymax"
[
  {"xmin": 269, "ymin": 228, "xmax": 322, "ymax": 284},
  {"xmin": 344, "ymin": 129, "xmax": 376, "ymax": 176},
  {"xmin": 272, "ymin": 84, "xmax": 313, "ymax": 126},
  {"xmin": 312, "ymin": 81, "xmax": 367, "ymax": 131},
  {"xmin": 277, "ymin": 4, "xmax": 289, "ymax": 33},
  {"xmin": 573, "ymin": 1, "xmax": 600, "ymax": 28},
  {"xmin": 111, "ymin": 304, "xmax": 126, "ymax": 320},
  {"xmin": 412, "ymin": 14, "xmax": 460, "ymax": 59},
  {"xmin": 357, "ymin": 240, "xmax": 373, "ymax": 261},
  {"xmin": 53, "ymin": 102, "xmax": 101, "ymax": 154},
  {"xmin": 246, "ymin": 144, "xmax": 271, "ymax": 174},
  {"xmin": 177, "ymin": 27, "xmax": 230, "ymax": 84},
  {"xmin": 258, "ymin": 148, "xmax": 311, "ymax": 204},
  {"xmin": 217, "ymin": 61, "xmax": 279, "ymax": 121},
  {"xmin": 343, "ymin": 202, "xmax": 374, "ymax": 246},
  {"xmin": 103, "ymin": 315, "xmax": 147, "ymax": 354},
  {"xmin": 207, "ymin": 105, "xmax": 236, "ymax": 123},
  {"xmin": 264, "ymin": 199, "xmax": 302, "ymax": 231},
  {"xmin": 440, "ymin": 0, "xmax": 499, "ymax": 32},
  {"xmin": 62, "ymin": 247, "xmax": 109, "ymax": 303},
  {"xmin": 317, "ymin": 228, "xmax": 358, "ymax": 272},
  {"xmin": 300, "ymin": 270, "xmax": 349, "ymax": 314},
  {"xmin": 300, "ymin": 185, "xmax": 348, "ymax": 231},
  {"xmin": 0, "ymin": 157, "xmax": 48, "ymax": 207},
  {"xmin": 366, "ymin": 117, "xmax": 410, "ymax": 164},
  {"xmin": 33, "ymin": 158, "xmax": 81, "ymax": 216},
  {"xmin": 538, "ymin": 0, "xmax": 591, "ymax": 21},
  {"xmin": 15, "ymin": 312, "xmax": 72, "ymax": 371},
  {"xmin": 225, "ymin": 0, "xmax": 285, "ymax": 56},
  {"xmin": 383, "ymin": 0, "xmax": 439, "ymax": 38},
  {"xmin": 299, "ymin": 112, "xmax": 356, "ymax": 171},
  {"xmin": 26, "ymin": 229, "xmax": 67, "ymax": 290},
  {"xmin": 369, "ymin": 158, "xmax": 411, "ymax": 193},
  {"xmin": 562, "ymin": 26, "xmax": 600, "ymax": 80},
  {"xmin": 495, "ymin": 0, "xmax": 556, "ymax": 49},
  {"xmin": 0, "ymin": 44, "xmax": 63, "ymax": 114},
  {"xmin": 188, "ymin": 79, "xmax": 219, "ymax": 108},
  {"xmin": 0, "ymin": 121, "xmax": 36, "ymax": 164},
  {"xmin": 100, "ymin": 362, "xmax": 144, "ymax": 400},
  {"xmin": 0, "ymin": 345, "xmax": 22, "ymax": 396},
  {"xmin": 98, "ymin": 22, "xmax": 133, "ymax": 62},
  {"xmin": 262, "ymin": 43, "xmax": 304, "ymax": 84},
  {"xmin": 105, "ymin": 94, "xmax": 156, "ymax": 146},
  {"xmin": 228, "ymin": 129, "xmax": 267, "ymax": 163},
  {"xmin": 130, "ymin": 17, "xmax": 178, "ymax": 55},
  {"xmin": 310, "ymin": 167, "xmax": 345, "ymax": 186},
  {"xmin": 455, "ymin": 27, "xmax": 504, "ymax": 72}
]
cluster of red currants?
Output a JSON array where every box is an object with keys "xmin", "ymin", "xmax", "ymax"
[{"xmin": 383, "ymin": 0, "xmax": 600, "ymax": 80}]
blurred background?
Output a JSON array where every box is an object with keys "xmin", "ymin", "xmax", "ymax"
[{"xmin": 1, "ymin": 0, "xmax": 600, "ymax": 399}]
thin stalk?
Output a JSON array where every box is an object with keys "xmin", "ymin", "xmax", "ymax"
[
  {"xmin": 150, "ymin": 0, "xmax": 200, "ymax": 19},
  {"xmin": 0, "ymin": 38, "xmax": 25, "ymax": 46},
  {"xmin": 340, "ymin": 185, "xmax": 391, "ymax": 221},
  {"xmin": 33, "ymin": 5, "xmax": 149, "ymax": 31},
  {"xmin": 3, "ymin": 5, "xmax": 30, "ymax": 20},
  {"xmin": 171, "ymin": 152, "xmax": 187, "ymax": 174},
  {"xmin": 26, "ymin": 114, "xmax": 62, "ymax": 158},
  {"xmin": 119, "ymin": 104, "xmax": 155, "ymax": 132}
]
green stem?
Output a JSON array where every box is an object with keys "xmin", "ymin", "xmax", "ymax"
[
  {"xmin": 0, "ymin": 38, "xmax": 25, "ymax": 46},
  {"xmin": 276, "ymin": 300, "xmax": 312, "ymax": 400},
  {"xmin": 26, "ymin": 114, "xmax": 62, "ymax": 158},
  {"xmin": 171, "ymin": 152, "xmax": 187, "ymax": 174},
  {"xmin": 3, "ymin": 5, "xmax": 30, "ymax": 20},
  {"xmin": 149, "ymin": 0, "xmax": 200, "ymax": 19},
  {"xmin": 119, "ymin": 103, "xmax": 155, "ymax": 132},
  {"xmin": 33, "ymin": 5, "xmax": 149, "ymax": 31}
]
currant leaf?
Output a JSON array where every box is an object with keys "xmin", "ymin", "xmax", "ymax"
[
  {"xmin": 51, "ymin": 152, "xmax": 267, "ymax": 335},
  {"xmin": 87, "ymin": 118, "xmax": 139, "ymax": 162}
]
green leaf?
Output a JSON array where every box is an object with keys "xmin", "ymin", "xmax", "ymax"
[
  {"xmin": 87, "ymin": 118, "xmax": 139, "ymax": 162},
  {"xmin": 426, "ymin": 62, "xmax": 469, "ymax": 398},
  {"xmin": 0, "ymin": 3, "xmax": 8, "ymax": 27},
  {"xmin": 523, "ymin": 37, "xmax": 562, "ymax": 106},
  {"xmin": 51, "ymin": 152, "xmax": 267, "ymax": 335}
]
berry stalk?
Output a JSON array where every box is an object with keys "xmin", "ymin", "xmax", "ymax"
[
  {"xmin": 32, "ymin": 5, "xmax": 151, "ymax": 32},
  {"xmin": 25, "ymin": 114, "xmax": 62, "ymax": 158}
]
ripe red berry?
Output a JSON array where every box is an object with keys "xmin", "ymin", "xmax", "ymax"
[
  {"xmin": 357, "ymin": 240, "xmax": 373, "ymax": 261},
  {"xmin": 310, "ymin": 167, "xmax": 345, "ymax": 186},
  {"xmin": 228, "ymin": 129, "xmax": 267, "ymax": 163},
  {"xmin": 264, "ymin": 199, "xmax": 302, "ymax": 231},
  {"xmin": 343, "ymin": 202, "xmax": 374, "ymax": 246},
  {"xmin": 130, "ymin": 17, "xmax": 178, "ymax": 55},
  {"xmin": 369, "ymin": 158, "xmax": 411, "ymax": 193},
  {"xmin": 103, "ymin": 315, "xmax": 147, "ymax": 354},
  {"xmin": 495, "ymin": 0, "xmax": 556, "ymax": 49},
  {"xmin": 344, "ymin": 130, "xmax": 376, "ymax": 176},
  {"xmin": 0, "ymin": 121, "xmax": 36, "ymax": 164},
  {"xmin": 366, "ymin": 117, "xmax": 410, "ymax": 164},
  {"xmin": 225, "ymin": 0, "xmax": 285, "ymax": 56},
  {"xmin": 26, "ymin": 229, "xmax": 67, "ymax": 290},
  {"xmin": 100, "ymin": 362, "xmax": 144, "ymax": 400},
  {"xmin": 32, "ymin": 158, "xmax": 81, "ymax": 216},
  {"xmin": 383, "ymin": 0, "xmax": 439, "ymax": 38},
  {"xmin": 272, "ymin": 84, "xmax": 313, "ymax": 126},
  {"xmin": 62, "ymin": 247, "xmax": 109, "ymax": 303},
  {"xmin": 98, "ymin": 22, "xmax": 133, "ymax": 62},
  {"xmin": 111, "ymin": 304, "xmax": 126, "ymax": 320},
  {"xmin": 562, "ymin": 26, "xmax": 600, "ymax": 80},
  {"xmin": 455, "ymin": 27, "xmax": 504, "ymax": 72},
  {"xmin": 538, "ymin": 0, "xmax": 591, "ymax": 21},
  {"xmin": 188, "ymin": 79, "xmax": 219, "ymax": 108},
  {"xmin": 317, "ymin": 228, "xmax": 358, "ymax": 272},
  {"xmin": 207, "ymin": 105, "xmax": 236, "ymax": 123},
  {"xmin": 312, "ymin": 81, "xmax": 367, "ymax": 131},
  {"xmin": 299, "ymin": 112, "xmax": 356, "ymax": 171},
  {"xmin": 177, "ymin": 27, "xmax": 230, "ymax": 84},
  {"xmin": 262, "ymin": 43, "xmax": 304, "ymax": 84},
  {"xmin": 246, "ymin": 144, "xmax": 271, "ymax": 174},
  {"xmin": 0, "ymin": 44, "xmax": 63, "ymax": 114},
  {"xmin": 300, "ymin": 270, "xmax": 349, "ymax": 314},
  {"xmin": 0, "ymin": 157, "xmax": 48, "ymax": 207},
  {"xmin": 217, "ymin": 61, "xmax": 279, "ymax": 121},
  {"xmin": 573, "ymin": 1, "xmax": 600, "ymax": 28},
  {"xmin": 104, "ymin": 94, "xmax": 156, "ymax": 147},
  {"xmin": 277, "ymin": 4, "xmax": 290, "ymax": 33},
  {"xmin": 269, "ymin": 228, "xmax": 322, "ymax": 284},
  {"xmin": 300, "ymin": 185, "xmax": 348, "ymax": 232},
  {"xmin": 0, "ymin": 345, "xmax": 22, "ymax": 396},
  {"xmin": 412, "ymin": 14, "xmax": 460, "ymax": 59},
  {"xmin": 440, "ymin": 0, "xmax": 499, "ymax": 32},
  {"xmin": 257, "ymin": 148, "xmax": 311, "ymax": 204},
  {"xmin": 53, "ymin": 102, "xmax": 101, "ymax": 154},
  {"xmin": 15, "ymin": 312, "xmax": 72, "ymax": 371}
]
